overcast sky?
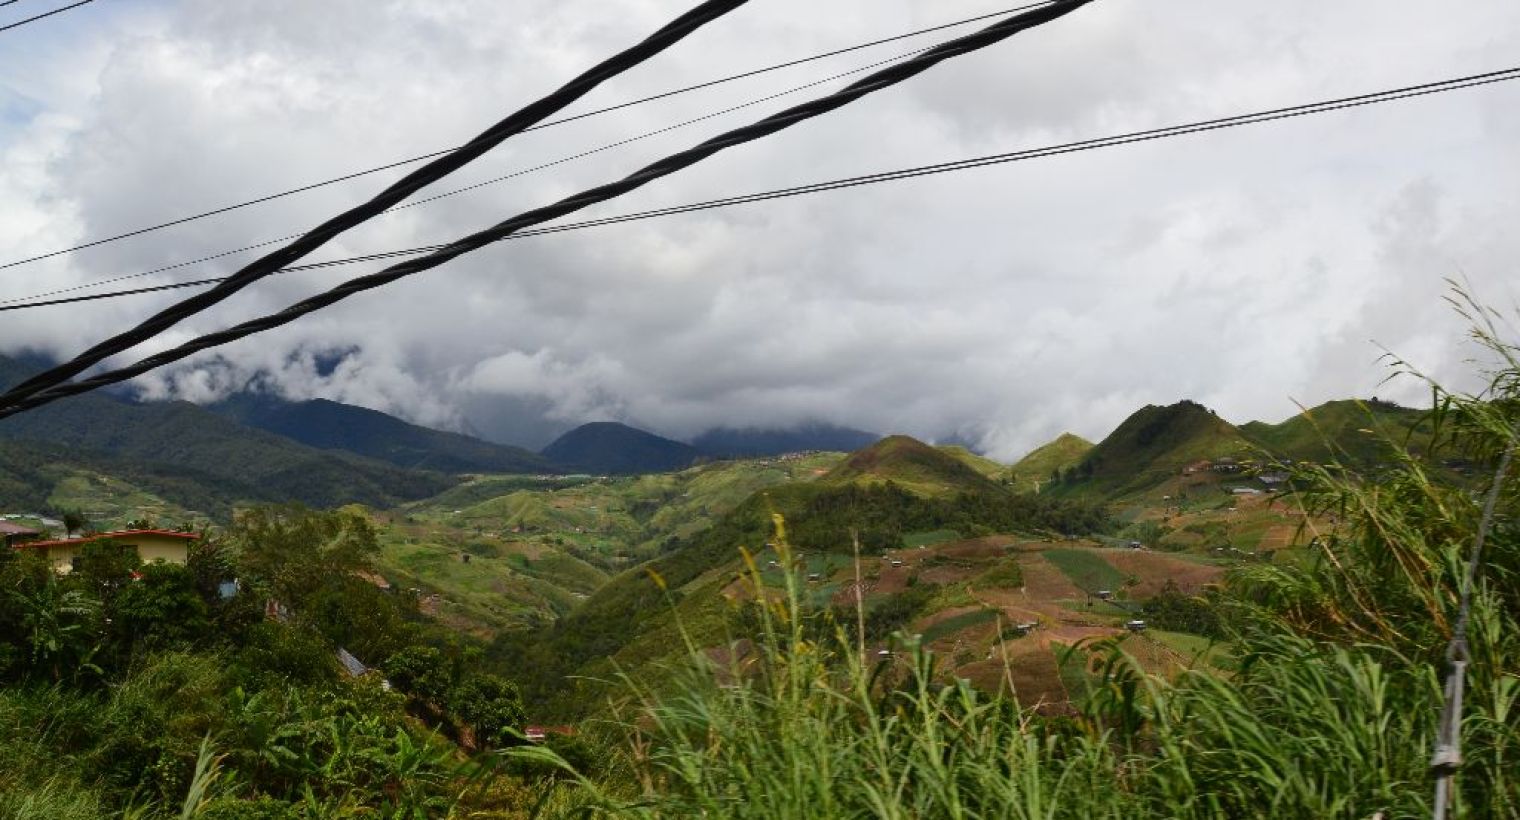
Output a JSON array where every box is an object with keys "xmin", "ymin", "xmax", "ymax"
[{"xmin": 2, "ymin": 0, "xmax": 1517, "ymax": 457}]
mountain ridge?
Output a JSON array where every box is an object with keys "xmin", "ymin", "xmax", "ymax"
[{"xmin": 210, "ymin": 393, "xmax": 551, "ymax": 475}]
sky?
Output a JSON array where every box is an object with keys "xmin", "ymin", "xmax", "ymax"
[{"xmin": 1, "ymin": 0, "xmax": 1518, "ymax": 458}]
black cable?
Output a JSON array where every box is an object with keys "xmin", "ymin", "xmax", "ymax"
[
  {"xmin": 0, "ymin": 0, "xmax": 749, "ymax": 408},
  {"xmin": 0, "ymin": 2, "xmax": 1057, "ymax": 274},
  {"xmin": 0, "ymin": 0, "xmax": 1095, "ymax": 418},
  {"xmin": 0, "ymin": 44, "xmax": 927, "ymax": 308},
  {"xmin": 6, "ymin": 64, "xmax": 1514, "ymax": 316},
  {"xmin": 0, "ymin": 0, "xmax": 92, "ymax": 33}
]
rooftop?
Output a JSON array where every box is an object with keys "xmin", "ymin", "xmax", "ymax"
[{"xmin": 18, "ymin": 529, "xmax": 200, "ymax": 550}]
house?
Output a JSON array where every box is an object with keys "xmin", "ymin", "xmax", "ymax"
[
  {"xmin": 15, "ymin": 529, "xmax": 198, "ymax": 574},
  {"xmin": 1182, "ymin": 460, "xmax": 1212, "ymax": 476},
  {"xmin": 0, "ymin": 520, "xmax": 42, "ymax": 549},
  {"xmin": 523, "ymin": 725, "xmax": 575, "ymax": 743}
]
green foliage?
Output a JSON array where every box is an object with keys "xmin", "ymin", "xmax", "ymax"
[
  {"xmin": 231, "ymin": 505, "xmax": 379, "ymax": 606},
  {"xmin": 111, "ymin": 563, "xmax": 212, "ymax": 651},
  {"xmin": 384, "ymin": 645, "xmax": 452, "ymax": 703},
  {"xmin": 858, "ymin": 584, "xmax": 938, "ymax": 640},
  {"xmin": 1140, "ymin": 579, "xmax": 1223, "ymax": 638},
  {"xmin": 449, "ymin": 673, "xmax": 527, "ymax": 748}
]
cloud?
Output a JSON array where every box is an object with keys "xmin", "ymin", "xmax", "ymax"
[{"xmin": 2, "ymin": 0, "xmax": 1517, "ymax": 458}]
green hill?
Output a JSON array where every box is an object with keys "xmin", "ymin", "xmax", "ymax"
[
  {"xmin": 1239, "ymin": 399, "xmax": 1433, "ymax": 466},
  {"xmin": 1009, "ymin": 433, "xmax": 1094, "ymax": 491},
  {"xmin": 1056, "ymin": 401, "xmax": 1254, "ymax": 497},
  {"xmin": 824, "ymin": 435, "xmax": 1003, "ymax": 496}
]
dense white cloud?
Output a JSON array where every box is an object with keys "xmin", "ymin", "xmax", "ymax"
[{"xmin": 2, "ymin": 0, "xmax": 1517, "ymax": 456}]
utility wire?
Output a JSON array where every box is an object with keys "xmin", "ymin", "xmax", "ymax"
[
  {"xmin": 0, "ymin": 1, "xmax": 1057, "ymax": 273},
  {"xmin": 0, "ymin": 0, "xmax": 750, "ymax": 409},
  {"xmin": 0, "ymin": 44, "xmax": 928, "ymax": 308},
  {"xmin": 4, "ymin": 64, "xmax": 1514, "ymax": 316},
  {"xmin": 0, "ymin": 0, "xmax": 93, "ymax": 33},
  {"xmin": 0, "ymin": 0, "xmax": 1096, "ymax": 417}
]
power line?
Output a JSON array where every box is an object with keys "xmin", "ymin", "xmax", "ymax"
[
  {"xmin": 0, "ymin": 0, "xmax": 93, "ymax": 34},
  {"xmin": 0, "ymin": 0, "xmax": 750, "ymax": 409},
  {"xmin": 0, "ymin": 43, "xmax": 929, "ymax": 308},
  {"xmin": 0, "ymin": 0, "xmax": 1097, "ymax": 418},
  {"xmin": 5, "ymin": 65, "xmax": 1514, "ymax": 316},
  {"xmin": 0, "ymin": 2, "xmax": 1057, "ymax": 274}
]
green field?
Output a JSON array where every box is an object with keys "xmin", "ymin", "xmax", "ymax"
[
  {"xmin": 1041, "ymin": 548, "xmax": 1127, "ymax": 593},
  {"xmin": 920, "ymin": 608, "xmax": 999, "ymax": 644}
]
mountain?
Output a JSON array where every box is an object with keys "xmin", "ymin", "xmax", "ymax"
[
  {"xmin": 1057, "ymin": 401, "xmax": 1253, "ymax": 497},
  {"xmin": 540, "ymin": 422, "xmax": 702, "ymax": 475},
  {"xmin": 0, "ymin": 355, "xmax": 455, "ymax": 515},
  {"xmin": 1239, "ymin": 399, "xmax": 1433, "ymax": 466},
  {"xmin": 1009, "ymin": 433, "xmax": 1094, "ymax": 490},
  {"xmin": 691, "ymin": 423, "xmax": 879, "ymax": 457},
  {"xmin": 210, "ymin": 393, "xmax": 551, "ymax": 475},
  {"xmin": 823, "ymin": 434, "xmax": 1002, "ymax": 496}
]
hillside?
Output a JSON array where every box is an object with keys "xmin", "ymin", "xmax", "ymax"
[
  {"xmin": 0, "ymin": 440, "xmax": 209, "ymax": 526},
  {"xmin": 210, "ymin": 393, "xmax": 551, "ymax": 474},
  {"xmin": 1009, "ymin": 433, "xmax": 1094, "ymax": 491},
  {"xmin": 0, "ymin": 356, "xmax": 455, "ymax": 514},
  {"xmin": 502, "ymin": 435, "xmax": 1112, "ymax": 716},
  {"xmin": 370, "ymin": 452, "xmax": 845, "ymax": 633},
  {"xmin": 823, "ymin": 435, "xmax": 1002, "ymax": 496},
  {"xmin": 1239, "ymin": 398, "xmax": 1433, "ymax": 465},
  {"xmin": 1056, "ymin": 401, "xmax": 1253, "ymax": 497},
  {"xmin": 541, "ymin": 421, "xmax": 701, "ymax": 475},
  {"xmin": 692, "ymin": 423, "xmax": 879, "ymax": 457},
  {"xmin": 937, "ymin": 445, "xmax": 1009, "ymax": 480}
]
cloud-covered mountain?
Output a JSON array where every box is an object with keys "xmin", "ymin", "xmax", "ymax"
[{"xmin": 210, "ymin": 392, "xmax": 551, "ymax": 475}]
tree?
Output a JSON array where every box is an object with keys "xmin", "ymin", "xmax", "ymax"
[
  {"xmin": 111, "ymin": 563, "xmax": 212, "ymax": 650},
  {"xmin": 384, "ymin": 645, "xmax": 452, "ymax": 704},
  {"xmin": 448, "ymin": 674, "xmax": 526, "ymax": 749},
  {"xmin": 61, "ymin": 509, "xmax": 86, "ymax": 538},
  {"xmin": 230, "ymin": 505, "xmax": 379, "ymax": 606},
  {"xmin": 70, "ymin": 539, "xmax": 140, "ymax": 606}
]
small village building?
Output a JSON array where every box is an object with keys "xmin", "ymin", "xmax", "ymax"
[
  {"xmin": 524, "ymin": 725, "xmax": 574, "ymax": 743},
  {"xmin": 16, "ymin": 529, "xmax": 198, "ymax": 574},
  {"xmin": 0, "ymin": 520, "xmax": 43, "ymax": 549}
]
